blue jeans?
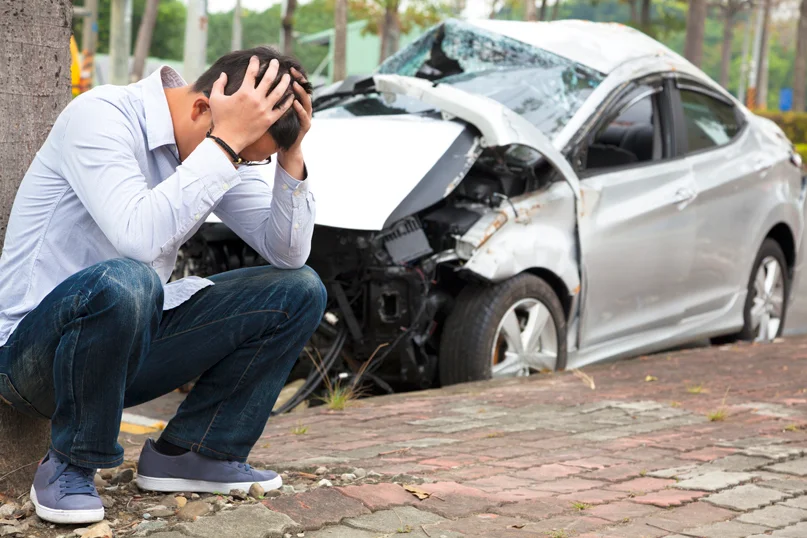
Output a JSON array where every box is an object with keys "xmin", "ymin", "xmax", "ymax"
[{"xmin": 0, "ymin": 259, "xmax": 326, "ymax": 469}]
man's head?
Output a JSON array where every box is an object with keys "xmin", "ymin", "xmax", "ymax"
[{"xmin": 176, "ymin": 47, "xmax": 312, "ymax": 162}]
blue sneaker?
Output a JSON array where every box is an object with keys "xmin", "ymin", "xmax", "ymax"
[
  {"xmin": 136, "ymin": 439, "xmax": 283, "ymax": 493},
  {"xmin": 30, "ymin": 451, "xmax": 104, "ymax": 524}
]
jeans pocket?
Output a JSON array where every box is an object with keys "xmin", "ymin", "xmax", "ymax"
[{"xmin": 0, "ymin": 373, "xmax": 50, "ymax": 420}]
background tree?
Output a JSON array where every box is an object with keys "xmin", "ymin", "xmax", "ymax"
[
  {"xmin": 131, "ymin": 0, "xmax": 160, "ymax": 81},
  {"xmin": 795, "ymin": 0, "xmax": 807, "ymax": 111},
  {"xmin": 685, "ymin": 0, "xmax": 708, "ymax": 66},
  {"xmin": 334, "ymin": 0, "xmax": 348, "ymax": 80},
  {"xmin": 0, "ymin": 0, "xmax": 72, "ymax": 496}
]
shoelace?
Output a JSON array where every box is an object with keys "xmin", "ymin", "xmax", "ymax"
[{"xmin": 48, "ymin": 460, "xmax": 96, "ymax": 495}]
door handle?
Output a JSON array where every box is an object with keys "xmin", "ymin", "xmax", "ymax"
[{"xmin": 672, "ymin": 187, "xmax": 697, "ymax": 208}]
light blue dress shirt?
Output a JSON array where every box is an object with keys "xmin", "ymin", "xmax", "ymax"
[{"xmin": 0, "ymin": 66, "xmax": 316, "ymax": 347}]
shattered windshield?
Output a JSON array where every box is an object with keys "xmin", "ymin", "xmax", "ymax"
[{"xmin": 316, "ymin": 19, "xmax": 604, "ymax": 137}]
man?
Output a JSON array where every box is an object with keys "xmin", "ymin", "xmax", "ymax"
[{"xmin": 0, "ymin": 47, "xmax": 325, "ymax": 524}]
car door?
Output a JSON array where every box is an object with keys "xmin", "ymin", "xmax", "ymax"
[
  {"xmin": 577, "ymin": 78, "xmax": 698, "ymax": 349},
  {"xmin": 672, "ymin": 80, "xmax": 758, "ymax": 319}
]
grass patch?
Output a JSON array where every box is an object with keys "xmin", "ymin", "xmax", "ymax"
[
  {"xmin": 687, "ymin": 384, "xmax": 708, "ymax": 394},
  {"xmin": 571, "ymin": 501, "xmax": 590, "ymax": 511},
  {"xmin": 291, "ymin": 423, "xmax": 309, "ymax": 435}
]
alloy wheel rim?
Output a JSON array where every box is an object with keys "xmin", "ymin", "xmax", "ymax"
[
  {"xmin": 491, "ymin": 298, "xmax": 558, "ymax": 377},
  {"xmin": 751, "ymin": 256, "xmax": 785, "ymax": 342}
]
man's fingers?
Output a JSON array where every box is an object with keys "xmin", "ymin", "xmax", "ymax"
[
  {"xmin": 242, "ymin": 55, "xmax": 260, "ymax": 90},
  {"xmin": 211, "ymin": 72, "xmax": 227, "ymax": 97},
  {"xmin": 267, "ymin": 73, "xmax": 291, "ymax": 107},
  {"xmin": 293, "ymin": 81, "xmax": 313, "ymax": 116},
  {"xmin": 256, "ymin": 59, "xmax": 280, "ymax": 96}
]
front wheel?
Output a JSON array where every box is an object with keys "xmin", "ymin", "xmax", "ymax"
[
  {"xmin": 439, "ymin": 273, "xmax": 567, "ymax": 386},
  {"xmin": 738, "ymin": 239, "xmax": 790, "ymax": 342}
]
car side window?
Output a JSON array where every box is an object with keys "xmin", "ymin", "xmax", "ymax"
[
  {"xmin": 584, "ymin": 91, "xmax": 663, "ymax": 172},
  {"xmin": 680, "ymin": 89, "xmax": 741, "ymax": 153}
]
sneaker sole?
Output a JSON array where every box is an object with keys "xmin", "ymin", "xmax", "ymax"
[
  {"xmin": 30, "ymin": 486, "xmax": 104, "ymax": 525},
  {"xmin": 135, "ymin": 474, "xmax": 283, "ymax": 494}
]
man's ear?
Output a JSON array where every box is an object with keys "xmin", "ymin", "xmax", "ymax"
[{"xmin": 190, "ymin": 95, "xmax": 211, "ymax": 123}]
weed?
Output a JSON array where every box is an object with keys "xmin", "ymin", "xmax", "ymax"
[
  {"xmin": 307, "ymin": 343, "xmax": 388, "ymax": 411},
  {"xmin": 291, "ymin": 423, "xmax": 309, "ymax": 435},
  {"xmin": 571, "ymin": 501, "xmax": 590, "ymax": 511}
]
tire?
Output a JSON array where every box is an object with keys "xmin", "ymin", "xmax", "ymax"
[
  {"xmin": 439, "ymin": 273, "xmax": 567, "ymax": 386},
  {"xmin": 715, "ymin": 238, "xmax": 790, "ymax": 344}
]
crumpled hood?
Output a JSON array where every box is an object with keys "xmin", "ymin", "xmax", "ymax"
[{"xmin": 303, "ymin": 114, "xmax": 467, "ymax": 231}]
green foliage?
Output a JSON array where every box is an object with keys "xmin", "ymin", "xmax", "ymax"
[{"xmin": 757, "ymin": 111, "xmax": 807, "ymax": 145}]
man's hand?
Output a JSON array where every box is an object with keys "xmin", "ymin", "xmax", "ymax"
[
  {"xmin": 209, "ymin": 57, "xmax": 293, "ymax": 154},
  {"xmin": 277, "ymin": 67, "xmax": 312, "ymax": 181}
]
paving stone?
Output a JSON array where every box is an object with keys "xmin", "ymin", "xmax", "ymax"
[
  {"xmin": 607, "ymin": 477, "xmax": 674, "ymax": 493},
  {"xmin": 177, "ymin": 504, "xmax": 299, "ymax": 538},
  {"xmin": 343, "ymin": 506, "xmax": 444, "ymax": 533},
  {"xmin": 305, "ymin": 526, "xmax": 379, "ymax": 538},
  {"xmin": 703, "ymin": 484, "xmax": 790, "ymax": 511},
  {"xmin": 630, "ymin": 489, "xmax": 707, "ymax": 507},
  {"xmin": 336, "ymin": 483, "xmax": 415, "ymax": 510},
  {"xmin": 586, "ymin": 501, "xmax": 660, "ymax": 522},
  {"xmin": 737, "ymin": 504, "xmax": 807, "ymax": 528},
  {"xmin": 262, "ymin": 488, "xmax": 370, "ymax": 530},
  {"xmin": 673, "ymin": 471, "xmax": 755, "ymax": 491},
  {"xmin": 768, "ymin": 457, "xmax": 807, "ymax": 476},
  {"xmin": 682, "ymin": 520, "xmax": 770, "ymax": 538}
]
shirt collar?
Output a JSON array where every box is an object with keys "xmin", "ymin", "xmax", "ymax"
[{"xmin": 142, "ymin": 65, "xmax": 186, "ymax": 152}]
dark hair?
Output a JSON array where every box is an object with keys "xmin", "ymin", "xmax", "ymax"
[{"xmin": 192, "ymin": 46, "xmax": 313, "ymax": 151}]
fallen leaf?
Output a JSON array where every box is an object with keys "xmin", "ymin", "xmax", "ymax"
[
  {"xmin": 645, "ymin": 375, "xmax": 658, "ymax": 382},
  {"xmin": 403, "ymin": 485, "xmax": 431, "ymax": 500}
]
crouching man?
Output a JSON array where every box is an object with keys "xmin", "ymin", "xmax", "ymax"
[{"xmin": 0, "ymin": 48, "xmax": 325, "ymax": 524}]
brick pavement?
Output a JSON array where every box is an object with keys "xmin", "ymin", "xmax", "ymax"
[{"xmin": 115, "ymin": 338, "xmax": 807, "ymax": 537}]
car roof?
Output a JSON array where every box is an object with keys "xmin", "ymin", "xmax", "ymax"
[{"xmin": 466, "ymin": 19, "xmax": 688, "ymax": 75}]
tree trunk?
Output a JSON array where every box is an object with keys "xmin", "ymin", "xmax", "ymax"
[
  {"xmin": 0, "ymin": 0, "xmax": 72, "ymax": 496},
  {"xmin": 231, "ymin": 0, "xmax": 242, "ymax": 51},
  {"xmin": 719, "ymin": 7, "xmax": 735, "ymax": 89},
  {"xmin": 551, "ymin": 0, "xmax": 560, "ymax": 20},
  {"xmin": 131, "ymin": 0, "xmax": 159, "ymax": 82},
  {"xmin": 282, "ymin": 0, "xmax": 297, "ymax": 56},
  {"xmin": 333, "ymin": 0, "xmax": 347, "ymax": 81},
  {"xmin": 525, "ymin": 0, "xmax": 536, "ymax": 21},
  {"xmin": 640, "ymin": 0, "xmax": 651, "ymax": 32},
  {"xmin": 794, "ymin": 0, "xmax": 807, "ymax": 111},
  {"xmin": 684, "ymin": 0, "xmax": 708, "ymax": 67},
  {"xmin": 539, "ymin": 0, "xmax": 548, "ymax": 20},
  {"xmin": 379, "ymin": 0, "xmax": 400, "ymax": 62}
]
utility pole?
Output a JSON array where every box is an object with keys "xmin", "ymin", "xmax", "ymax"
[
  {"xmin": 747, "ymin": 0, "xmax": 764, "ymax": 108},
  {"xmin": 109, "ymin": 0, "xmax": 132, "ymax": 85},
  {"xmin": 231, "ymin": 0, "xmax": 243, "ymax": 51},
  {"xmin": 184, "ymin": 0, "xmax": 209, "ymax": 83},
  {"xmin": 737, "ymin": 8, "xmax": 753, "ymax": 104}
]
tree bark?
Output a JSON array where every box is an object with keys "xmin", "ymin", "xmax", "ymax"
[
  {"xmin": 719, "ymin": 6, "xmax": 735, "ymax": 89},
  {"xmin": 282, "ymin": 0, "xmax": 297, "ymax": 55},
  {"xmin": 333, "ymin": 0, "xmax": 347, "ymax": 81},
  {"xmin": 0, "ymin": 0, "xmax": 72, "ymax": 496},
  {"xmin": 379, "ymin": 0, "xmax": 400, "ymax": 62},
  {"xmin": 684, "ymin": 0, "xmax": 708, "ymax": 67},
  {"xmin": 131, "ymin": 0, "xmax": 159, "ymax": 82},
  {"xmin": 640, "ymin": 0, "xmax": 651, "ymax": 32},
  {"xmin": 539, "ymin": 0, "xmax": 548, "ymax": 20},
  {"xmin": 795, "ymin": 0, "xmax": 807, "ymax": 111},
  {"xmin": 525, "ymin": 0, "xmax": 537, "ymax": 21}
]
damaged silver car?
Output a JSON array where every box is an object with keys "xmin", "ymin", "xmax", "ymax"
[{"xmin": 178, "ymin": 19, "xmax": 806, "ymax": 411}]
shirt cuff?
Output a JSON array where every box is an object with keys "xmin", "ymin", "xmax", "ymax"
[{"xmin": 184, "ymin": 138, "xmax": 242, "ymax": 198}]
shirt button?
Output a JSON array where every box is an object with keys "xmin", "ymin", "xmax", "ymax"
[{"xmin": 293, "ymin": 223, "xmax": 300, "ymax": 230}]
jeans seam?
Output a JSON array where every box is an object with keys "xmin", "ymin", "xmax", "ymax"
[
  {"xmin": 153, "ymin": 310, "xmax": 289, "ymax": 343},
  {"xmin": 50, "ymin": 445, "xmax": 123, "ymax": 467}
]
